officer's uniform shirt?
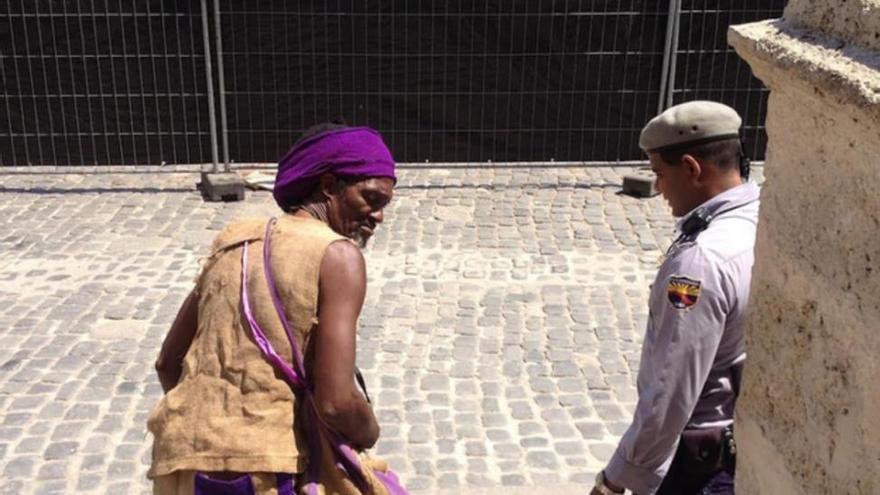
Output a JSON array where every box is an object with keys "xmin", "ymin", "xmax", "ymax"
[{"xmin": 603, "ymin": 181, "xmax": 760, "ymax": 495}]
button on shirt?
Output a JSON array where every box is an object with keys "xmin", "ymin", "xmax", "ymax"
[{"xmin": 604, "ymin": 182, "xmax": 760, "ymax": 495}]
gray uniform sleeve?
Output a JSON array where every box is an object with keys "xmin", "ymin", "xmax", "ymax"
[{"xmin": 604, "ymin": 246, "xmax": 729, "ymax": 495}]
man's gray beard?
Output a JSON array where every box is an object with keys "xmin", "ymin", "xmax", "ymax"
[
  {"xmin": 294, "ymin": 202, "xmax": 367, "ymax": 248},
  {"xmin": 351, "ymin": 232, "xmax": 368, "ymax": 249}
]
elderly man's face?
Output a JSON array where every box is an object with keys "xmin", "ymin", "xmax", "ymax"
[{"xmin": 328, "ymin": 177, "xmax": 394, "ymax": 248}]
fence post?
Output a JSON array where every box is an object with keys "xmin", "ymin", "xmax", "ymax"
[
  {"xmin": 199, "ymin": 0, "xmax": 220, "ymax": 173},
  {"xmin": 658, "ymin": 0, "xmax": 682, "ymax": 113},
  {"xmin": 212, "ymin": 0, "xmax": 230, "ymax": 171}
]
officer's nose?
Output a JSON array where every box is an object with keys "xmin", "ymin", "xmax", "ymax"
[{"xmin": 370, "ymin": 208, "xmax": 385, "ymax": 225}]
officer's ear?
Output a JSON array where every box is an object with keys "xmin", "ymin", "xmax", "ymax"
[{"xmin": 680, "ymin": 153, "xmax": 703, "ymax": 184}]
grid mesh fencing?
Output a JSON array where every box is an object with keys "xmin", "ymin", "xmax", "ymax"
[
  {"xmin": 1, "ymin": 1, "xmax": 785, "ymax": 166},
  {"xmin": 221, "ymin": 0, "xmax": 671, "ymax": 163},
  {"xmin": 0, "ymin": 0, "xmax": 212, "ymax": 166},
  {"xmin": 670, "ymin": 0, "xmax": 788, "ymax": 159}
]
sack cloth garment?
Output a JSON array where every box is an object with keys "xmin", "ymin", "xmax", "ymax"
[{"xmin": 148, "ymin": 215, "xmax": 407, "ymax": 495}]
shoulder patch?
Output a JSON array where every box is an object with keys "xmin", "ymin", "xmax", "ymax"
[{"xmin": 667, "ymin": 276, "xmax": 702, "ymax": 309}]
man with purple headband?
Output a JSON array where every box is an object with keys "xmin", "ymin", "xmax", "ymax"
[{"xmin": 147, "ymin": 124, "xmax": 404, "ymax": 494}]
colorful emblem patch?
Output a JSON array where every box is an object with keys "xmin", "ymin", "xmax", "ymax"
[{"xmin": 667, "ymin": 276, "xmax": 702, "ymax": 309}]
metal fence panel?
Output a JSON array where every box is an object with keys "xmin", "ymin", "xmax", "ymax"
[
  {"xmin": 670, "ymin": 0, "xmax": 787, "ymax": 159},
  {"xmin": 220, "ymin": 0, "xmax": 671, "ymax": 164},
  {"xmin": 0, "ymin": 0, "xmax": 213, "ymax": 166},
  {"xmin": 1, "ymin": 1, "xmax": 785, "ymax": 166}
]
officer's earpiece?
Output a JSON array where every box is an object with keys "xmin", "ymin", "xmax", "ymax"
[
  {"xmin": 739, "ymin": 138, "xmax": 750, "ymax": 181},
  {"xmin": 680, "ymin": 206, "xmax": 713, "ymax": 236}
]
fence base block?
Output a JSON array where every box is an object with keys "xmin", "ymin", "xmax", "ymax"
[
  {"xmin": 622, "ymin": 173, "xmax": 658, "ymax": 198},
  {"xmin": 199, "ymin": 172, "xmax": 246, "ymax": 202}
]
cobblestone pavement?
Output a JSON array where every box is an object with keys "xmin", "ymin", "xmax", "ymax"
[{"xmin": 0, "ymin": 166, "xmax": 762, "ymax": 494}]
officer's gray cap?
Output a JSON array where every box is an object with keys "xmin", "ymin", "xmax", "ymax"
[{"xmin": 639, "ymin": 101, "xmax": 742, "ymax": 153}]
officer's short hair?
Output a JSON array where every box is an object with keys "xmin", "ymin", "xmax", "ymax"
[{"xmin": 658, "ymin": 137, "xmax": 742, "ymax": 171}]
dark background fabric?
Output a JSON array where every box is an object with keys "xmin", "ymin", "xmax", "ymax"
[{"xmin": 1, "ymin": 1, "xmax": 785, "ymax": 166}]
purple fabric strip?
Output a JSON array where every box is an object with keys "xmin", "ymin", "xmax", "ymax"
[
  {"xmin": 303, "ymin": 405, "xmax": 323, "ymax": 495},
  {"xmin": 275, "ymin": 473, "xmax": 295, "ymax": 495},
  {"xmin": 194, "ymin": 473, "xmax": 255, "ymax": 495},
  {"xmin": 273, "ymin": 127, "xmax": 396, "ymax": 209},
  {"xmin": 262, "ymin": 218, "xmax": 307, "ymax": 379},
  {"xmin": 373, "ymin": 470, "xmax": 409, "ymax": 495},
  {"xmin": 258, "ymin": 220, "xmax": 368, "ymax": 492},
  {"xmin": 240, "ymin": 242, "xmax": 306, "ymax": 390},
  {"xmin": 241, "ymin": 221, "xmax": 408, "ymax": 495},
  {"xmin": 324, "ymin": 426, "xmax": 369, "ymax": 491}
]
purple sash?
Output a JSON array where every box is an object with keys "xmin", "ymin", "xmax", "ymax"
[
  {"xmin": 194, "ymin": 473, "xmax": 294, "ymax": 495},
  {"xmin": 240, "ymin": 218, "xmax": 408, "ymax": 495}
]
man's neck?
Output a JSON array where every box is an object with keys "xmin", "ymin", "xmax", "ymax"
[
  {"xmin": 707, "ymin": 173, "xmax": 744, "ymax": 198},
  {"xmin": 690, "ymin": 174, "xmax": 744, "ymax": 211},
  {"xmin": 292, "ymin": 202, "xmax": 331, "ymax": 224}
]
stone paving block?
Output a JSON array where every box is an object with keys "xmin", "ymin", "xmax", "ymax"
[
  {"xmin": 77, "ymin": 473, "xmax": 102, "ymax": 491},
  {"xmin": 502, "ymin": 474, "xmax": 527, "ymax": 486},
  {"xmin": 25, "ymin": 422, "xmax": 51, "ymax": 436},
  {"xmin": 33, "ymin": 480, "xmax": 67, "ymax": 494},
  {"xmin": 50, "ymin": 422, "xmax": 87, "ymax": 441},
  {"xmin": 43, "ymin": 441, "xmax": 78, "ymax": 461},
  {"xmin": 13, "ymin": 437, "xmax": 42, "ymax": 455},
  {"xmin": 0, "ymin": 428, "xmax": 23, "ymax": 443},
  {"xmin": 520, "ymin": 437, "xmax": 549, "ymax": 449},
  {"xmin": 4, "ymin": 455, "xmax": 36, "ymax": 478},
  {"xmin": 36, "ymin": 460, "xmax": 66, "ymax": 480},
  {"xmin": 485, "ymin": 428, "xmax": 511, "ymax": 443},
  {"xmin": 525, "ymin": 450, "xmax": 559, "ymax": 469}
]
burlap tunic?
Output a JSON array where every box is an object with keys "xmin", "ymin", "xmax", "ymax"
[{"xmin": 148, "ymin": 215, "xmax": 345, "ymax": 478}]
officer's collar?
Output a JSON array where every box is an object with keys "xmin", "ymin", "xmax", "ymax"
[{"xmin": 674, "ymin": 181, "xmax": 760, "ymax": 233}]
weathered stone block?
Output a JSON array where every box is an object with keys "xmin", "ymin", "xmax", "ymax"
[
  {"xmin": 621, "ymin": 174, "xmax": 658, "ymax": 198},
  {"xmin": 198, "ymin": 172, "xmax": 245, "ymax": 202},
  {"xmin": 729, "ymin": 1, "xmax": 880, "ymax": 492}
]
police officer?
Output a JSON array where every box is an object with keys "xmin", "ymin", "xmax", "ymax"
[{"xmin": 591, "ymin": 101, "xmax": 760, "ymax": 495}]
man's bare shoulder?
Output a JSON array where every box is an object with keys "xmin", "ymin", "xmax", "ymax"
[
  {"xmin": 320, "ymin": 240, "xmax": 366, "ymax": 281},
  {"xmin": 323, "ymin": 239, "xmax": 364, "ymax": 264}
]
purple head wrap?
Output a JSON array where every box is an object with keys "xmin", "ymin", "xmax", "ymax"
[{"xmin": 273, "ymin": 127, "xmax": 396, "ymax": 209}]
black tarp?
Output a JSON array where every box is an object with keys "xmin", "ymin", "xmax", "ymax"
[
  {"xmin": 1, "ymin": 1, "xmax": 783, "ymax": 166},
  {"xmin": 1, "ymin": 1, "xmax": 211, "ymax": 165},
  {"xmin": 222, "ymin": 0, "xmax": 670, "ymax": 163}
]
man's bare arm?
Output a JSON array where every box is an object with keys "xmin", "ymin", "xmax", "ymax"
[
  {"xmin": 312, "ymin": 240, "xmax": 380, "ymax": 450},
  {"xmin": 155, "ymin": 289, "xmax": 199, "ymax": 393}
]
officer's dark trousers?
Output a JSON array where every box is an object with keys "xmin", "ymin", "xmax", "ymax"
[{"xmin": 656, "ymin": 428, "xmax": 736, "ymax": 495}]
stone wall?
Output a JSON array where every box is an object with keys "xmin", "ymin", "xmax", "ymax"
[{"xmin": 728, "ymin": 1, "xmax": 880, "ymax": 494}]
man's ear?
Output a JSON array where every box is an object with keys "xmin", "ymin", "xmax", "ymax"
[
  {"xmin": 681, "ymin": 154, "xmax": 702, "ymax": 183},
  {"xmin": 318, "ymin": 173, "xmax": 338, "ymax": 200}
]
